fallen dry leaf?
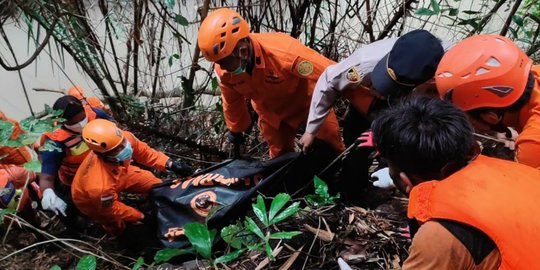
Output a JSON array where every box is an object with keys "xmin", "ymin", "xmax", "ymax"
[
  {"xmin": 278, "ymin": 245, "xmax": 304, "ymax": 270},
  {"xmin": 255, "ymin": 245, "xmax": 283, "ymax": 270},
  {"xmin": 304, "ymin": 224, "xmax": 334, "ymax": 242}
]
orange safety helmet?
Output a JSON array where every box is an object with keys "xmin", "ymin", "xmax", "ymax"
[
  {"xmin": 82, "ymin": 119, "xmax": 124, "ymax": 153},
  {"xmin": 67, "ymin": 86, "xmax": 86, "ymax": 100},
  {"xmin": 197, "ymin": 8, "xmax": 250, "ymax": 62},
  {"xmin": 435, "ymin": 35, "xmax": 533, "ymax": 111}
]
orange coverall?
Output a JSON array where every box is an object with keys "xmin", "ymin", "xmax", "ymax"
[
  {"xmin": 216, "ymin": 33, "xmax": 345, "ymax": 158},
  {"xmin": 71, "ymin": 131, "xmax": 168, "ymax": 235},
  {"xmin": 504, "ymin": 65, "xmax": 540, "ymax": 169},
  {"xmin": 0, "ymin": 111, "xmax": 35, "ymax": 165}
]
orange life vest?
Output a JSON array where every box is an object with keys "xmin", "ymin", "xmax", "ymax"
[
  {"xmin": 408, "ymin": 155, "xmax": 540, "ymax": 269},
  {"xmin": 41, "ymin": 106, "xmax": 97, "ymax": 185}
]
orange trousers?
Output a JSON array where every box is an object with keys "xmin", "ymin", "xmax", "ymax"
[{"xmin": 261, "ymin": 110, "xmax": 344, "ymax": 158}]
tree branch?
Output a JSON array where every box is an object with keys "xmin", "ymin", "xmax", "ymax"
[{"xmin": 0, "ymin": 16, "xmax": 59, "ymax": 71}]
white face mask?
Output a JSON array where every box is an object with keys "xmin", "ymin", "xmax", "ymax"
[{"xmin": 65, "ymin": 116, "xmax": 88, "ymax": 133}]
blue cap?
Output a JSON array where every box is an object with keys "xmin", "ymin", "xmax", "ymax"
[{"xmin": 371, "ymin": 29, "xmax": 444, "ymax": 98}]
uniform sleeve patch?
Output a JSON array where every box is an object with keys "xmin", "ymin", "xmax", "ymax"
[
  {"xmin": 297, "ymin": 60, "xmax": 314, "ymax": 77},
  {"xmin": 346, "ymin": 67, "xmax": 361, "ymax": 83}
]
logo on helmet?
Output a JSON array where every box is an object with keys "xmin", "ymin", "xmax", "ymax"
[{"xmin": 482, "ymin": 86, "xmax": 514, "ymax": 97}]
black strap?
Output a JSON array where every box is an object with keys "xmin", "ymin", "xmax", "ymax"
[{"xmin": 437, "ymin": 219, "xmax": 496, "ymax": 265}]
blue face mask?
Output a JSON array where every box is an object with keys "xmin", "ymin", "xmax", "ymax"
[
  {"xmin": 232, "ymin": 64, "xmax": 246, "ymax": 75},
  {"xmin": 115, "ymin": 141, "xmax": 133, "ymax": 162}
]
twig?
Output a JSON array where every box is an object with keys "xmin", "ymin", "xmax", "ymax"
[
  {"xmin": 302, "ymin": 216, "xmax": 321, "ymax": 269},
  {"xmin": 32, "ymin": 88, "xmax": 66, "ymax": 94},
  {"xmin": 0, "ymin": 16, "xmax": 60, "ymax": 71},
  {"xmin": 500, "ymin": 0, "xmax": 523, "ymax": 36},
  {"xmin": 0, "ymin": 25, "xmax": 35, "ymax": 116}
]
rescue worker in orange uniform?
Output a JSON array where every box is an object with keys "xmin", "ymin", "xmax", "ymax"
[
  {"xmin": 0, "ymin": 110, "xmax": 37, "ymax": 165},
  {"xmin": 197, "ymin": 8, "xmax": 344, "ymax": 158},
  {"xmin": 39, "ymin": 96, "xmax": 113, "ymax": 216},
  {"xmin": 0, "ymin": 166, "xmax": 41, "ymax": 225},
  {"xmin": 371, "ymin": 96, "xmax": 540, "ymax": 269},
  {"xmin": 67, "ymin": 86, "xmax": 112, "ymax": 115},
  {"xmin": 72, "ymin": 119, "xmax": 192, "ymax": 235},
  {"xmin": 436, "ymin": 34, "xmax": 540, "ymax": 169},
  {"xmin": 0, "ymin": 165, "xmax": 37, "ymax": 189},
  {"xmin": 0, "ymin": 166, "xmax": 41, "ymax": 222}
]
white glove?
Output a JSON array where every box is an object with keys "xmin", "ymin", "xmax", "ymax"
[
  {"xmin": 371, "ymin": 167, "xmax": 395, "ymax": 189},
  {"xmin": 337, "ymin": 258, "xmax": 352, "ymax": 270},
  {"xmin": 495, "ymin": 127, "xmax": 518, "ymax": 150},
  {"xmin": 41, "ymin": 188, "xmax": 67, "ymax": 216}
]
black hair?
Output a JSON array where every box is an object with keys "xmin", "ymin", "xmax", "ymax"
[
  {"xmin": 371, "ymin": 96, "xmax": 474, "ymax": 179},
  {"xmin": 53, "ymin": 95, "xmax": 84, "ymax": 120}
]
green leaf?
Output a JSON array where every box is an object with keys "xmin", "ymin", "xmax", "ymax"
[
  {"xmin": 518, "ymin": 38, "xmax": 533, "ymax": 44},
  {"xmin": 0, "ymin": 121, "xmax": 14, "ymax": 144},
  {"xmin": 268, "ymin": 193, "xmax": 290, "ymax": 223},
  {"xmin": 132, "ymin": 257, "xmax": 144, "ymax": 270},
  {"xmin": 246, "ymin": 242, "xmax": 263, "ymax": 251},
  {"xmin": 415, "ymin": 8, "xmax": 437, "ymax": 16},
  {"xmin": 172, "ymin": 53, "xmax": 180, "ymax": 59},
  {"xmin": 314, "ymin": 176, "xmax": 330, "ymax": 198},
  {"xmin": 212, "ymin": 77, "xmax": 219, "ymax": 91},
  {"xmin": 184, "ymin": 222, "xmax": 216, "ymax": 259},
  {"xmin": 530, "ymin": 14, "xmax": 540, "ymax": 24},
  {"xmin": 244, "ymin": 217, "xmax": 265, "ymax": 240},
  {"xmin": 462, "ymin": 10, "xmax": 481, "ymax": 15},
  {"xmin": 448, "ymin": 8, "xmax": 459, "ymax": 16},
  {"xmin": 174, "ymin": 14, "xmax": 189, "ymax": 26},
  {"xmin": 24, "ymin": 160, "xmax": 42, "ymax": 173},
  {"xmin": 269, "ymin": 231, "xmax": 302, "ymax": 239},
  {"xmin": 76, "ymin": 255, "xmax": 96, "ymax": 270},
  {"xmin": 0, "ymin": 209, "xmax": 15, "ymax": 224},
  {"xmin": 271, "ymin": 202, "xmax": 300, "ymax": 224},
  {"xmin": 513, "ymin": 15, "xmax": 524, "ymax": 27},
  {"xmin": 40, "ymin": 139, "xmax": 62, "ymax": 152},
  {"xmin": 154, "ymin": 248, "xmax": 193, "ymax": 263},
  {"xmin": 457, "ymin": 18, "xmax": 479, "ymax": 29},
  {"xmin": 508, "ymin": 27, "xmax": 519, "ymax": 39},
  {"xmin": 221, "ymin": 224, "xmax": 243, "ymax": 249},
  {"xmin": 31, "ymin": 120, "xmax": 59, "ymax": 133},
  {"xmin": 18, "ymin": 133, "xmax": 38, "ymax": 146},
  {"xmin": 50, "ymin": 265, "xmax": 62, "ymax": 270},
  {"xmin": 252, "ymin": 195, "xmax": 269, "ymax": 226},
  {"xmin": 430, "ymin": 0, "xmax": 440, "ymax": 13},
  {"xmin": 265, "ymin": 241, "xmax": 274, "ymax": 260},
  {"xmin": 214, "ymin": 248, "xmax": 247, "ymax": 264},
  {"xmin": 168, "ymin": 56, "xmax": 173, "ymax": 67},
  {"xmin": 48, "ymin": 108, "xmax": 64, "ymax": 117}
]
